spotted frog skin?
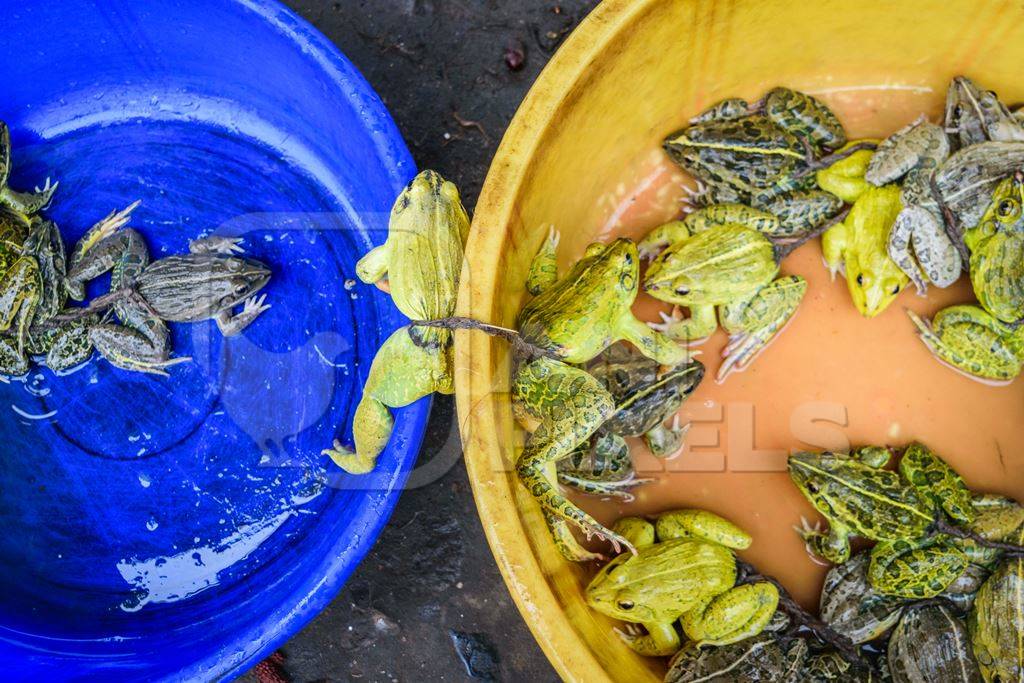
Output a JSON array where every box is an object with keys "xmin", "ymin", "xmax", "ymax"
[
  {"xmin": 888, "ymin": 602, "xmax": 984, "ymax": 683},
  {"xmin": 556, "ymin": 343, "xmax": 704, "ymax": 499},
  {"xmin": 968, "ymin": 553, "xmax": 1024, "ymax": 682},
  {"xmin": 640, "ymin": 204, "xmax": 808, "ymax": 382},
  {"xmin": 585, "ymin": 509, "xmax": 779, "ymax": 656},
  {"xmin": 664, "ymin": 88, "xmax": 845, "ymax": 238},
  {"xmin": 867, "ymin": 112, "xmax": 1024, "ymax": 294},
  {"xmin": 906, "ymin": 172, "xmax": 1024, "ymax": 384},
  {"xmin": 0, "ymin": 122, "xmax": 58, "ymax": 216},
  {"xmin": 65, "ymin": 209, "xmax": 271, "ymax": 376},
  {"xmin": 512, "ymin": 234, "xmax": 687, "ymax": 562},
  {"xmin": 665, "ymin": 634, "xmax": 807, "ymax": 683},
  {"xmin": 822, "ymin": 184, "xmax": 910, "ymax": 317},
  {"xmin": 321, "ymin": 171, "xmax": 468, "ymax": 474},
  {"xmin": 789, "ymin": 443, "xmax": 977, "ymax": 599}
]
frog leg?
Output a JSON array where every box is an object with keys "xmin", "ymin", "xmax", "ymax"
[
  {"xmin": 66, "ymin": 202, "xmax": 141, "ymax": 300},
  {"xmin": 815, "ymin": 142, "xmax": 875, "ymax": 203},
  {"xmin": 89, "ymin": 301, "xmax": 188, "ymax": 376},
  {"xmin": 796, "ymin": 517, "xmax": 851, "ymax": 564},
  {"xmin": 682, "ymin": 204, "xmax": 780, "ymax": 236},
  {"xmin": 512, "ymin": 356, "xmax": 633, "ymax": 558},
  {"xmin": 0, "ymin": 178, "xmax": 58, "ymax": 216},
  {"xmin": 865, "ymin": 116, "xmax": 948, "ymax": 186},
  {"xmin": 355, "ymin": 242, "xmax": 390, "ymax": 286},
  {"xmin": 907, "ymin": 208, "xmax": 962, "ymax": 288},
  {"xmin": 654, "ymin": 509, "xmax": 752, "ymax": 550},
  {"xmin": 0, "ymin": 122, "xmax": 8, "ymax": 187},
  {"xmin": 887, "ymin": 207, "xmax": 932, "ymax": 295},
  {"xmin": 556, "ymin": 433, "xmax": 645, "ymax": 499},
  {"xmin": 42, "ymin": 318, "xmax": 95, "ymax": 372},
  {"xmin": 215, "ymin": 294, "xmax": 271, "ymax": 336},
  {"xmin": 617, "ymin": 313, "xmax": 690, "ymax": 366},
  {"xmin": 850, "ymin": 445, "xmax": 892, "ymax": 468},
  {"xmin": 615, "ymin": 621, "xmax": 680, "ymax": 657},
  {"xmin": 868, "ymin": 537, "xmax": 968, "ymax": 598},
  {"xmin": 648, "ymin": 304, "xmax": 717, "ymax": 346},
  {"xmin": 526, "ymin": 226, "xmax": 560, "ymax": 295},
  {"xmin": 761, "ymin": 87, "xmax": 846, "ymax": 152},
  {"xmin": 0, "ymin": 256, "xmax": 42, "ymax": 354},
  {"xmin": 644, "ymin": 414, "xmax": 688, "ymax": 458},
  {"xmin": 67, "ymin": 227, "xmax": 149, "ymax": 292},
  {"xmin": 689, "ymin": 97, "xmax": 753, "ymax": 124},
  {"xmin": 544, "ymin": 514, "xmax": 604, "ymax": 563},
  {"xmin": 899, "ymin": 442, "xmax": 974, "ymax": 525},
  {"xmin": 679, "ymin": 582, "xmax": 780, "ymax": 647},
  {"xmin": 754, "ymin": 189, "xmax": 843, "ymax": 239},
  {"xmin": 610, "ymin": 516, "xmax": 656, "ymax": 548},
  {"xmin": 325, "ymin": 325, "xmax": 451, "ymax": 474},
  {"xmin": 821, "ymin": 217, "xmax": 847, "ymax": 280},
  {"xmin": 717, "ymin": 275, "xmax": 807, "ymax": 382},
  {"xmin": 638, "ymin": 220, "xmax": 690, "ymax": 261},
  {"xmin": 907, "ymin": 305, "xmax": 1024, "ymax": 384},
  {"xmin": 189, "ymin": 235, "xmax": 245, "ymax": 255},
  {"xmin": 0, "ymin": 334, "xmax": 29, "ymax": 376}
]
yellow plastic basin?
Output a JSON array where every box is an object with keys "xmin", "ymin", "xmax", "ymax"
[{"xmin": 456, "ymin": 1, "xmax": 1024, "ymax": 680}]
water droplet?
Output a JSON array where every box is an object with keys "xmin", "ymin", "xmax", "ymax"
[
  {"xmin": 344, "ymin": 279, "xmax": 357, "ymax": 290},
  {"xmin": 138, "ymin": 472, "xmax": 152, "ymax": 488},
  {"xmin": 146, "ymin": 516, "xmax": 159, "ymax": 531}
]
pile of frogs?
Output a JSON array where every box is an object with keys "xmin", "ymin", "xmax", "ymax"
[
  {"xmin": 335, "ymin": 80, "xmax": 1024, "ymax": 682},
  {"xmin": 584, "ymin": 443, "xmax": 1024, "ymax": 682},
  {"xmin": 0, "ymin": 121, "xmax": 272, "ymax": 379}
]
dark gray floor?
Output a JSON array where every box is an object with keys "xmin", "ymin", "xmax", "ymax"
[{"xmin": 239, "ymin": 2, "xmax": 599, "ymax": 681}]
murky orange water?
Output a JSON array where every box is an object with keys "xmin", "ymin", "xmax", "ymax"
[{"xmin": 568, "ymin": 88, "xmax": 1024, "ymax": 610}]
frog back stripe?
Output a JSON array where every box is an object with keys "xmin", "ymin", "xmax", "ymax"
[{"xmin": 792, "ymin": 459, "xmax": 934, "ymax": 524}]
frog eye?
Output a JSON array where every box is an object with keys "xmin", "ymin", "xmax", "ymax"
[
  {"xmin": 997, "ymin": 198, "xmax": 1019, "ymax": 220},
  {"xmin": 675, "ymin": 286, "xmax": 690, "ymax": 296},
  {"xmin": 855, "ymin": 274, "xmax": 864, "ymax": 287},
  {"xmin": 805, "ymin": 482, "xmax": 820, "ymax": 494},
  {"xmin": 952, "ymin": 104, "xmax": 963, "ymax": 120},
  {"xmin": 617, "ymin": 600, "xmax": 635, "ymax": 611},
  {"xmin": 891, "ymin": 284, "xmax": 900, "ymax": 295}
]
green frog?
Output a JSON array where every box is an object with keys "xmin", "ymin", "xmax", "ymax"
[
  {"xmin": 822, "ymin": 184, "xmax": 910, "ymax": 317},
  {"xmin": 322, "ymin": 170, "xmax": 468, "ymax": 473},
  {"xmin": 0, "ymin": 203, "xmax": 138, "ymax": 375},
  {"xmin": 585, "ymin": 509, "xmax": 779, "ymax": 656},
  {"xmin": 65, "ymin": 211, "xmax": 271, "ymax": 376},
  {"xmin": 945, "ymin": 75, "xmax": 1024, "ymax": 148},
  {"xmin": 640, "ymin": 204, "xmax": 811, "ymax": 382},
  {"xmin": 968, "ymin": 555, "xmax": 1024, "ymax": 682},
  {"xmin": 888, "ymin": 602, "xmax": 983, "ymax": 683},
  {"xmin": 907, "ymin": 304, "xmax": 1024, "ymax": 384},
  {"xmin": 664, "ymin": 87, "xmax": 846, "ymax": 237},
  {"xmin": 556, "ymin": 344, "xmax": 704, "ymax": 499},
  {"xmin": 789, "ymin": 443, "xmax": 975, "ymax": 599},
  {"xmin": 0, "ymin": 122, "xmax": 58, "ymax": 216},
  {"xmin": 665, "ymin": 634, "xmax": 808, "ymax": 683},
  {"xmin": 513, "ymin": 235, "xmax": 688, "ymax": 561}
]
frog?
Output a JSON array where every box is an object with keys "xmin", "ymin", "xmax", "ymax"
[
  {"xmin": 320, "ymin": 170, "xmax": 469, "ymax": 474},
  {"xmin": 821, "ymin": 184, "xmax": 910, "ymax": 317},
  {"xmin": 664, "ymin": 633, "xmax": 808, "ymax": 683},
  {"xmin": 512, "ymin": 234, "xmax": 689, "ymax": 561},
  {"xmin": 789, "ymin": 443, "xmax": 976, "ymax": 599},
  {"xmin": 907, "ymin": 304, "xmax": 1024, "ymax": 384},
  {"xmin": 963, "ymin": 171, "xmax": 1024, "ymax": 324},
  {"xmin": 945, "ymin": 75, "xmax": 1024, "ymax": 148},
  {"xmin": 585, "ymin": 341, "xmax": 704, "ymax": 457},
  {"xmin": 585, "ymin": 509, "xmax": 779, "ymax": 656},
  {"xmin": 639, "ymin": 203, "xmax": 815, "ymax": 382},
  {"xmin": 905, "ymin": 173, "xmax": 1024, "ymax": 383},
  {"xmin": 0, "ymin": 202, "xmax": 138, "ymax": 375},
  {"xmin": 888, "ymin": 602, "xmax": 984, "ymax": 683},
  {"xmin": 968, "ymin": 555, "xmax": 1024, "ymax": 682},
  {"xmin": 0, "ymin": 121, "xmax": 58, "ymax": 216},
  {"xmin": 819, "ymin": 551, "xmax": 908, "ymax": 644},
  {"xmin": 556, "ymin": 344, "xmax": 704, "ymax": 499},
  {"xmin": 64, "ymin": 212, "xmax": 271, "ymax": 376},
  {"xmin": 664, "ymin": 87, "xmax": 847, "ymax": 238},
  {"xmin": 867, "ymin": 119, "xmax": 1024, "ymax": 293}
]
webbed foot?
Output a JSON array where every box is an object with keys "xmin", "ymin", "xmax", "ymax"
[
  {"xmin": 718, "ymin": 275, "xmax": 806, "ymax": 382},
  {"xmin": 216, "ymin": 294, "xmax": 271, "ymax": 336},
  {"xmin": 190, "ymin": 235, "xmax": 246, "ymax": 255},
  {"xmin": 907, "ymin": 306, "xmax": 1022, "ymax": 384}
]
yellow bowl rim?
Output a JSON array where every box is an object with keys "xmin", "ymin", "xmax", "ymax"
[{"xmin": 455, "ymin": 1, "xmax": 644, "ymax": 681}]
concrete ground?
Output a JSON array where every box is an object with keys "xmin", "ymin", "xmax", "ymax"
[{"xmin": 240, "ymin": 2, "xmax": 600, "ymax": 681}]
